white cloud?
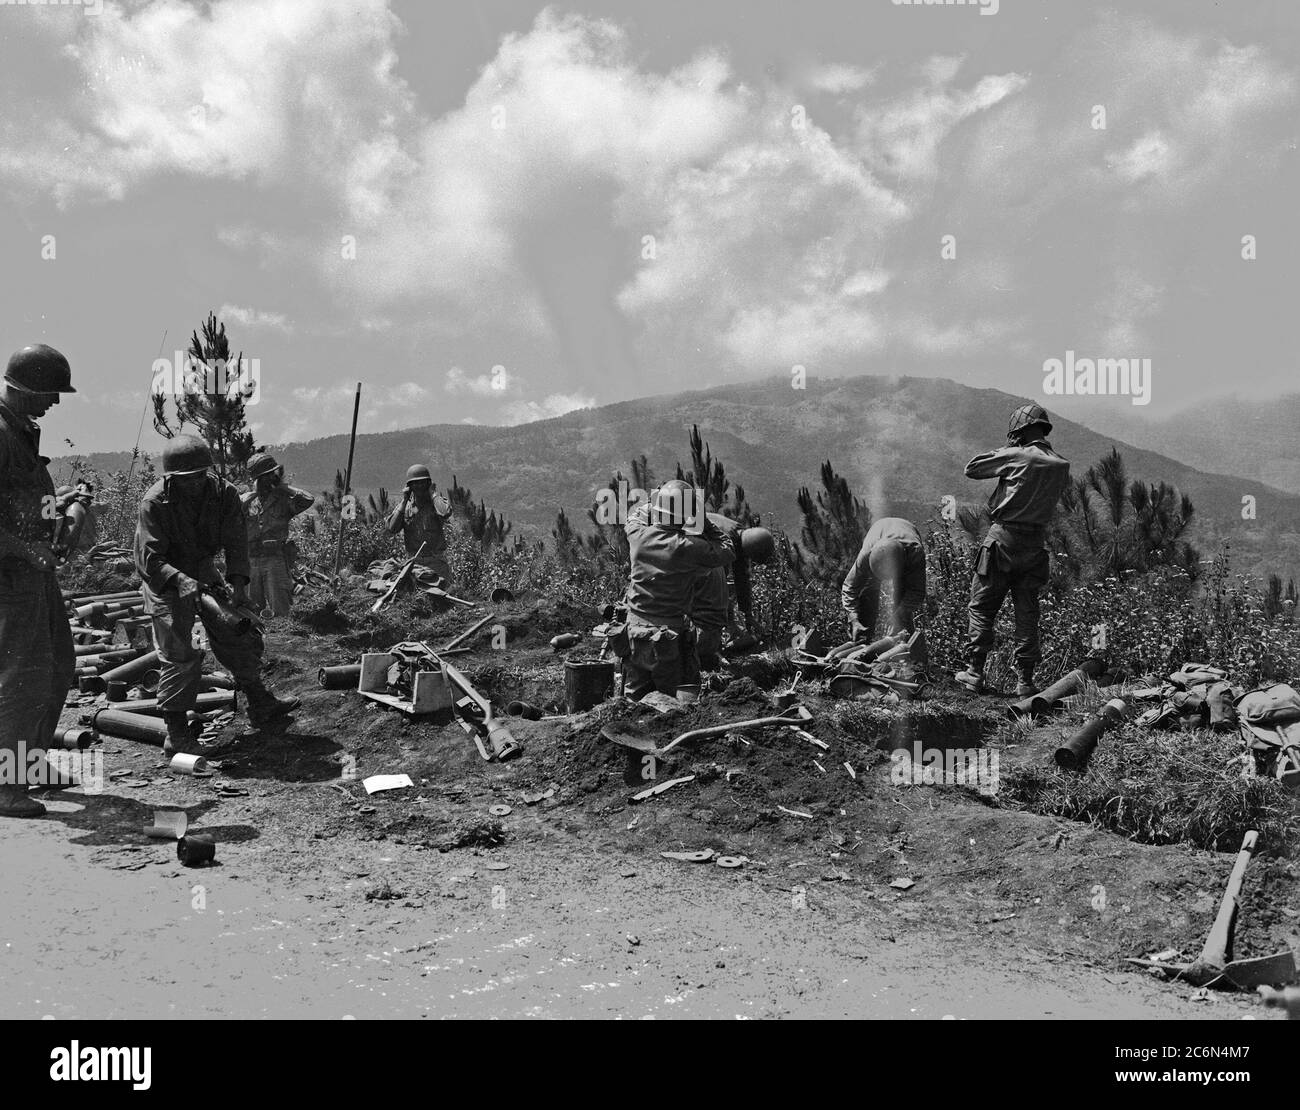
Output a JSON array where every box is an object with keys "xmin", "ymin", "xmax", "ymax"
[
  {"xmin": 0, "ymin": 0, "xmax": 414, "ymax": 209},
  {"xmin": 218, "ymin": 304, "xmax": 294, "ymax": 333},
  {"xmin": 805, "ymin": 62, "xmax": 875, "ymax": 94},
  {"xmin": 445, "ymin": 366, "xmax": 512, "ymax": 396},
  {"xmin": 502, "ymin": 392, "xmax": 594, "ymax": 425}
]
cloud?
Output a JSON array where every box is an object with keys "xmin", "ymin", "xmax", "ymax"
[
  {"xmin": 0, "ymin": 0, "xmax": 414, "ymax": 209},
  {"xmin": 218, "ymin": 304, "xmax": 294, "ymax": 333},
  {"xmin": 445, "ymin": 366, "xmax": 512, "ymax": 396},
  {"xmin": 276, "ymin": 379, "xmax": 432, "ymax": 442},
  {"xmin": 502, "ymin": 392, "xmax": 594, "ymax": 425},
  {"xmin": 805, "ymin": 62, "xmax": 876, "ymax": 94}
]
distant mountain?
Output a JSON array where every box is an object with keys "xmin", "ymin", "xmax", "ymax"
[
  {"xmin": 55, "ymin": 374, "xmax": 1300, "ymax": 579},
  {"xmin": 1048, "ymin": 393, "xmax": 1300, "ymax": 498}
]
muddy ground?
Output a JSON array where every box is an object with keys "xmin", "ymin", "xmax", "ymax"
[{"xmin": 4, "ymin": 585, "xmax": 1297, "ymax": 1019}]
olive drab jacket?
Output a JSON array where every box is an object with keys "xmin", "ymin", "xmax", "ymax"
[
  {"xmin": 134, "ymin": 473, "xmax": 250, "ymax": 592},
  {"xmin": 625, "ymin": 502, "xmax": 734, "ymax": 630},
  {"xmin": 388, "ymin": 495, "xmax": 452, "ymax": 558},
  {"xmin": 0, "ymin": 401, "xmax": 56, "ymax": 566},
  {"xmin": 241, "ymin": 484, "xmax": 314, "ymax": 547},
  {"xmin": 964, "ymin": 438, "xmax": 1070, "ymax": 529},
  {"xmin": 840, "ymin": 517, "xmax": 925, "ymax": 617},
  {"xmin": 689, "ymin": 513, "xmax": 753, "ymax": 628}
]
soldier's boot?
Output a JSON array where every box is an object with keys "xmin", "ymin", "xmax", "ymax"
[
  {"xmin": 0, "ymin": 782, "xmax": 46, "ymax": 819},
  {"xmin": 162, "ymin": 712, "xmax": 200, "ymax": 758},
  {"xmin": 245, "ymin": 683, "xmax": 300, "ymax": 728},
  {"xmin": 955, "ymin": 667, "xmax": 985, "ymax": 694},
  {"xmin": 1015, "ymin": 673, "xmax": 1038, "ymax": 699}
]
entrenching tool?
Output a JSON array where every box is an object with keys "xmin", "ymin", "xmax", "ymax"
[
  {"xmin": 1125, "ymin": 830, "xmax": 1297, "ymax": 989},
  {"xmin": 601, "ymin": 704, "xmax": 814, "ymax": 760},
  {"xmin": 422, "ymin": 584, "xmax": 476, "ymax": 607},
  {"xmin": 442, "ymin": 612, "xmax": 495, "ymax": 651}
]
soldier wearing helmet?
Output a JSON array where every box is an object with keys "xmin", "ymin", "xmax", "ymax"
[
  {"xmin": 134, "ymin": 434, "xmax": 300, "ymax": 753},
  {"xmin": 690, "ymin": 515, "xmax": 773, "ymax": 669},
  {"xmin": 0, "ymin": 344, "xmax": 78, "ymax": 817},
  {"xmin": 841, "ymin": 517, "xmax": 927, "ymax": 643},
  {"xmin": 956, "ymin": 403, "xmax": 1070, "ymax": 696},
  {"xmin": 240, "ymin": 452, "xmax": 314, "ymax": 617},
  {"xmin": 386, "ymin": 463, "xmax": 454, "ymax": 585},
  {"xmin": 620, "ymin": 481, "xmax": 735, "ymax": 699}
]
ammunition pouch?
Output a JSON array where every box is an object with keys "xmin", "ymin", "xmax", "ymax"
[{"xmin": 605, "ymin": 622, "xmax": 631, "ymax": 660}]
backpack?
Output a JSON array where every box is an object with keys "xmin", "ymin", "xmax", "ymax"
[{"xmin": 1236, "ymin": 684, "xmax": 1300, "ymax": 789}]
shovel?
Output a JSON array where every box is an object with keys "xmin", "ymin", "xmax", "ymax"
[
  {"xmin": 1126, "ymin": 830, "xmax": 1297, "ymax": 989},
  {"xmin": 603, "ymin": 704, "xmax": 813, "ymax": 759}
]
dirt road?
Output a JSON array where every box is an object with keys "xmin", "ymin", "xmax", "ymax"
[{"xmin": 2, "ymin": 794, "xmax": 1250, "ymax": 1020}]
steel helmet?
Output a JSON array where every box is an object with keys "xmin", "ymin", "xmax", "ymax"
[
  {"xmin": 5, "ymin": 343, "xmax": 75, "ymax": 393},
  {"xmin": 405, "ymin": 464, "xmax": 432, "ymax": 486},
  {"xmin": 247, "ymin": 452, "xmax": 281, "ymax": 481},
  {"xmin": 162, "ymin": 434, "xmax": 214, "ymax": 475},
  {"xmin": 650, "ymin": 480, "xmax": 697, "ymax": 527},
  {"xmin": 1009, "ymin": 403, "xmax": 1052, "ymax": 438},
  {"xmin": 740, "ymin": 526, "xmax": 775, "ymax": 564}
]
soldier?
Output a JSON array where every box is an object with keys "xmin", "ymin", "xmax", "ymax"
[
  {"xmin": 622, "ymin": 480, "xmax": 734, "ymax": 699},
  {"xmin": 691, "ymin": 515, "xmax": 774, "ymax": 669},
  {"xmin": 386, "ymin": 464, "xmax": 453, "ymax": 585},
  {"xmin": 841, "ymin": 517, "xmax": 927, "ymax": 641},
  {"xmin": 241, "ymin": 452, "xmax": 314, "ymax": 617},
  {"xmin": 135, "ymin": 435, "xmax": 300, "ymax": 754},
  {"xmin": 956, "ymin": 403, "xmax": 1070, "ymax": 697},
  {"xmin": 0, "ymin": 344, "xmax": 78, "ymax": 818}
]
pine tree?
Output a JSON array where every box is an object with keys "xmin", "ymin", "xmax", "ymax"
[
  {"xmin": 151, "ymin": 311, "xmax": 256, "ymax": 481},
  {"xmin": 790, "ymin": 460, "xmax": 871, "ymax": 584},
  {"xmin": 673, "ymin": 424, "xmax": 757, "ymax": 524}
]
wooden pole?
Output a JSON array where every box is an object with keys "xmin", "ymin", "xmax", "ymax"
[{"xmin": 333, "ymin": 382, "xmax": 362, "ymax": 577}]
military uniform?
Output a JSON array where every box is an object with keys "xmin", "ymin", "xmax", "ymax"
[
  {"xmin": 623, "ymin": 502, "xmax": 734, "ymax": 699},
  {"xmin": 841, "ymin": 517, "xmax": 927, "ymax": 638},
  {"xmin": 135, "ymin": 473, "xmax": 267, "ymax": 713},
  {"xmin": 389, "ymin": 496, "xmax": 453, "ymax": 584},
  {"xmin": 0, "ymin": 401, "xmax": 75, "ymax": 775},
  {"xmin": 241, "ymin": 483, "xmax": 313, "ymax": 616},
  {"xmin": 964, "ymin": 438, "xmax": 1070, "ymax": 679},
  {"xmin": 690, "ymin": 513, "xmax": 753, "ymax": 669}
]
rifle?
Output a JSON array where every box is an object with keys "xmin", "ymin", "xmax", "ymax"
[
  {"xmin": 371, "ymin": 542, "xmax": 426, "ymax": 613},
  {"xmin": 441, "ymin": 659, "xmax": 521, "ymax": 761}
]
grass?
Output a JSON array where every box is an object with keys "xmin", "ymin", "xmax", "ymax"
[{"xmin": 999, "ymin": 723, "xmax": 1300, "ymax": 852}]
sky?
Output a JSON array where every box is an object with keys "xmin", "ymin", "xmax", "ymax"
[{"xmin": 0, "ymin": 0, "xmax": 1295, "ymax": 454}]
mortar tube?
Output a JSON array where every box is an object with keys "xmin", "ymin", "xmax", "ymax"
[
  {"xmin": 53, "ymin": 726, "xmax": 98, "ymax": 750},
  {"xmin": 1055, "ymin": 699, "xmax": 1129, "ymax": 771},
  {"xmin": 318, "ymin": 663, "xmax": 362, "ymax": 689},
  {"xmin": 99, "ymin": 649, "xmax": 160, "ymax": 685},
  {"xmin": 64, "ymin": 591, "xmax": 141, "ymax": 605},
  {"xmin": 1006, "ymin": 657, "xmax": 1106, "ymax": 720},
  {"xmin": 110, "ymin": 692, "xmax": 235, "ymax": 717},
  {"xmin": 505, "ymin": 700, "xmax": 544, "ymax": 720},
  {"xmin": 79, "ymin": 649, "xmax": 144, "ymax": 671},
  {"xmin": 91, "ymin": 708, "xmax": 169, "ymax": 745}
]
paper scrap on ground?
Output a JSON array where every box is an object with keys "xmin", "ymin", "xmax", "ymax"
[{"xmin": 363, "ymin": 774, "xmax": 414, "ymax": 795}]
